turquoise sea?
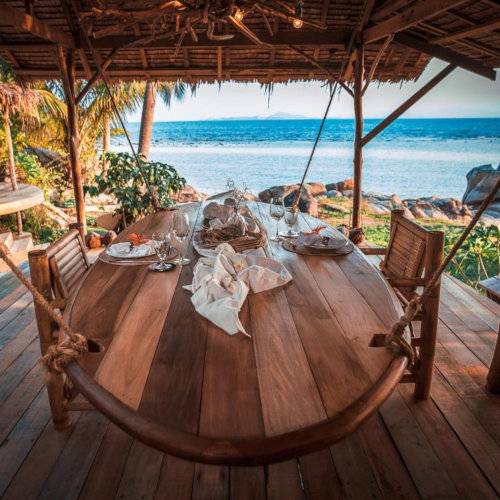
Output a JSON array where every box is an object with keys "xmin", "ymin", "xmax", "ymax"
[{"xmin": 112, "ymin": 118, "xmax": 500, "ymax": 199}]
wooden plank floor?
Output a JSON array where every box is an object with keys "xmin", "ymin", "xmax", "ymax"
[{"xmin": 0, "ymin": 262, "xmax": 499, "ymax": 499}]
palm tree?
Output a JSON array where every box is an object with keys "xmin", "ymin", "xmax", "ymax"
[
  {"xmin": 138, "ymin": 80, "xmax": 187, "ymax": 158},
  {"xmin": 82, "ymin": 82, "xmax": 145, "ymax": 158}
]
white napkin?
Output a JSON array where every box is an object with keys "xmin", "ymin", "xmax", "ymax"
[{"xmin": 184, "ymin": 243, "xmax": 292, "ymax": 336}]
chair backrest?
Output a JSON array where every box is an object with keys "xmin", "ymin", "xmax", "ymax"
[
  {"xmin": 382, "ymin": 210, "xmax": 428, "ymax": 279},
  {"xmin": 28, "ymin": 223, "xmax": 89, "ymax": 354},
  {"xmin": 46, "ymin": 224, "xmax": 90, "ymax": 301}
]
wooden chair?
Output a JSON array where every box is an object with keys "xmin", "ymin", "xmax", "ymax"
[
  {"xmin": 363, "ymin": 209, "xmax": 444, "ymax": 400},
  {"xmin": 28, "ymin": 222, "xmax": 90, "ymax": 426}
]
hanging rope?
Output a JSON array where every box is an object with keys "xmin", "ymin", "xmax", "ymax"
[
  {"xmin": 0, "ymin": 242, "xmax": 88, "ymax": 373},
  {"xmin": 291, "ymin": 2, "xmax": 365, "ymax": 210},
  {"xmin": 386, "ymin": 177, "xmax": 500, "ymax": 367}
]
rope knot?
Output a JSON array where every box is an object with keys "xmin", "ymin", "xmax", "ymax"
[{"xmin": 42, "ymin": 334, "xmax": 88, "ymax": 373}]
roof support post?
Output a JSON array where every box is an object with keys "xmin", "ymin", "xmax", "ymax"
[
  {"xmin": 352, "ymin": 42, "xmax": 364, "ymax": 229},
  {"xmin": 362, "ymin": 63, "xmax": 456, "ymax": 146},
  {"xmin": 56, "ymin": 46, "xmax": 86, "ymax": 234}
]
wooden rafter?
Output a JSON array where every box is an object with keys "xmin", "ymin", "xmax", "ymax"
[
  {"xmin": 364, "ymin": 0, "xmax": 467, "ymax": 43},
  {"xmin": 0, "ymin": 4, "xmax": 74, "ymax": 48},
  {"xmin": 363, "ymin": 35, "xmax": 393, "ymax": 93},
  {"xmin": 342, "ymin": 0, "xmax": 376, "ymax": 81},
  {"xmin": 421, "ymin": 20, "xmax": 500, "ymax": 59},
  {"xmin": 92, "ymin": 30, "xmax": 350, "ymax": 50},
  {"xmin": 395, "ymin": 32, "xmax": 496, "ymax": 80},
  {"xmin": 431, "ymin": 18, "xmax": 500, "ymax": 43}
]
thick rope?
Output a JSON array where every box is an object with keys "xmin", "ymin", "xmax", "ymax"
[
  {"xmin": 385, "ymin": 177, "xmax": 500, "ymax": 367},
  {"xmin": 0, "ymin": 242, "xmax": 88, "ymax": 373},
  {"xmin": 290, "ymin": 5, "xmax": 363, "ymax": 210}
]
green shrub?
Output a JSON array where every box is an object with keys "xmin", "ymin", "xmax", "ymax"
[{"xmin": 84, "ymin": 152, "xmax": 186, "ymax": 227}]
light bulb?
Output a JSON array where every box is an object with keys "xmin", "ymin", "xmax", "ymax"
[
  {"xmin": 292, "ymin": 18, "xmax": 303, "ymax": 29},
  {"xmin": 234, "ymin": 8, "xmax": 244, "ymax": 21}
]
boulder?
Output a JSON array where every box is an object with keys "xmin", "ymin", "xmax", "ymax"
[
  {"xmin": 326, "ymin": 178, "xmax": 354, "ymax": 193},
  {"xmin": 409, "ymin": 201, "xmax": 449, "ymax": 221},
  {"xmin": 326, "ymin": 190, "xmax": 342, "ymax": 198},
  {"xmin": 463, "ymin": 164, "xmax": 500, "ymax": 207},
  {"xmin": 342, "ymin": 190, "xmax": 353, "ymax": 198},
  {"xmin": 320, "ymin": 203, "xmax": 349, "ymax": 214},
  {"xmin": 283, "ymin": 186, "xmax": 318, "ymax": 216},
  {"xmin": 365, "ymin": 202, "xmax": 391, "ymax": 215},
  {"xmin": 258, "ymin": 182, "xmax": 325, "ymax": 203},
  {"xmin": 172, "ymin": 185, "xmax": 207, "ymax": 203}
]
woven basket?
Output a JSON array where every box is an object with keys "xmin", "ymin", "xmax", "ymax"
[{"xmin": 195, "ymin": 207, "xmax": 267, "ymax": 252}]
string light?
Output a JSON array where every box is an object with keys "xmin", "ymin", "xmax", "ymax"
[
  {"xmin": 233, "ymin": 7, "xmax": 244, "ymax": 21},
  {"xmin": 292, "ymin": 18, "xmax": 303, "ymax": 28},
  {"xmin": 292, "ymin": 0, "xmax": 303, "ymax": 29}
]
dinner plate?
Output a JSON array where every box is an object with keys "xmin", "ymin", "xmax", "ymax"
[
  {"xmin": 106, "ymin": 242, "xmax": 155, "ymax": 258},
  {"xmin": 298, "ymin": 232, "xmax": 349, "ymax": 250}
]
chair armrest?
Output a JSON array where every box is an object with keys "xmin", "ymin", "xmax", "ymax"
[
  {"xmin": 386, "ymin": 277, "xmax": 427, "ymax": 287},
  {"xmin": 360, "ymin": 246, "xmax": 387, "ymax": 255}
]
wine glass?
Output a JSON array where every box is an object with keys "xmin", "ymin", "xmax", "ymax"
[
  {"xmin": 280, "ymin": 207, "xmax": 299, "ymax": 238},
  {"xmin": 269, "ymin": 196, "xmax": 285, "ymax": 242},
  {"xmin": 173, "ymin": 212, "xmax": 191, "ymax": 266},
  {"xmin": 150, "ymin": 231, "xmax": 173, "ymax": 272}
]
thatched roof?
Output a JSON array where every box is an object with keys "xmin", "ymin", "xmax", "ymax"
[{"xmin": 0, "ymin": 0, "xmax": 498, "ymax": 84}]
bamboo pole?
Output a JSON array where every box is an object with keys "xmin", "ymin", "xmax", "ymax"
[
  {"xmin": 3, "ymin": 107, "xmax": 23, "ymax": 234},
  {"xmin": 57, "ymin": 46, "xmax": 86, "ymax": 233},
  {"xmin": 352, "ymin": 43, "xmax": 364, "ymax": 229},
  {"xmin": 362, "ymin": 64, "xmax": 456, "ymax": 146}
]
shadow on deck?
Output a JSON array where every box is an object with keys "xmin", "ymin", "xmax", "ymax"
[{"xmin": 0, "ymin": 263, "xmax": 499, "ymax": 499}]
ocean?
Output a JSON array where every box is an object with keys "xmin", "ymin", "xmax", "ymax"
[{"xmin": 111, "ymin": 118, "xmax": 500, "ymax": 200}]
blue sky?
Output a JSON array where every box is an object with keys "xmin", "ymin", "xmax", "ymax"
[{"xmin": 128, "ymin": 59, "xmax": 499, "ymax": 122}]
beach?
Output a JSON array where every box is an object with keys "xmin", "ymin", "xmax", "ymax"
[{"xmin": 112, "ymin": 118, "xmax": 500, "ymax": 199}]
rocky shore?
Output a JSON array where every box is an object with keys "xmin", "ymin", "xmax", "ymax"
[{"xmin": 258, "ymin": 164, "xmax": 500, "ymax": 226}]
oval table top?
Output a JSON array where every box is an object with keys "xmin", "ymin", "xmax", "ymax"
[
  {"xmin": 0, "ymin": 182, "xmax": 44, "ymax": 216},
  {"xmin": 64, "ymin": 201, "xmax": 408, "ymax": 465}
]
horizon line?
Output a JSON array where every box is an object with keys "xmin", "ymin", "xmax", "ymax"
[{"xmin": 126, "ymin": 116, "xmax": 500, "ymax": 123}]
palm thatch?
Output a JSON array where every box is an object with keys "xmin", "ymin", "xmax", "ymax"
[{"xmin": 0, "ymin": 82, "xmax": 42, "ymax": 121}]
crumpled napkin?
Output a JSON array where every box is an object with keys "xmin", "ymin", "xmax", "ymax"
[{"xmin": 184, "ymin": 243, "xmax": 292, "ymax": 336}]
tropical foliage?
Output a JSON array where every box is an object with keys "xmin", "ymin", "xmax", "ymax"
[{"xmin": 85, "ymin": 152, "xmax": 186, "ymax": 227}]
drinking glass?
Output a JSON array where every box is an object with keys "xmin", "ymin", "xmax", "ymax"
[
  {"xmin": 173, "ymin": 212, "xmax": 191, "ymax": 266},
  {"xmin": 150, "ymin": 231, "xmax": 173, "ymax": 272},
  {"xmin": 280, "ymin": 207, "xmax": 299, "ymax": 238},
  {"xmin": 269, "ymin": 197, "xmax": 285, "ymax": 242}
]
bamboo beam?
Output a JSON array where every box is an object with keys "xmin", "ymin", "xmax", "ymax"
[
  {"xmin": 0, "ymin": 5, "xmax": 74, "ymax": 48},
  {"xmin": 364, "ymin": 0, "xmax": 467, "ymax": 43},
  {"xmin": 431, "ymin": 18, "xmax": 500, "ymax": 43},
  {"xmin": 75, "ymin": 49, "xmax": 117, "ymax": 104},
  {"xmin": 362, "ymin": 63, "xmax": 456, "ymax": 147},
  {"xmin": 352, "ymin": 43, "xmax": 364, "ymax": 229},
  {"xmin": 395, "ymin": 32, "xmax": 496, "ymax": 80},
  {"xmin": 56, "ymin": 46, "xmax": 86, "ymax": 232},
  {"xmin": 363, "ymin": 35, "xmax": 393, "ymax": 93}
]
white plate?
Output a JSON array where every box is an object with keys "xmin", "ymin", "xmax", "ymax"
[{"xmin": 106, "ymin": 242, "xmax": 155, "ymax": 258}]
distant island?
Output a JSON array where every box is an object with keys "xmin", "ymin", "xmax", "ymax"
[{"xmin": 210, "ymin": 112, "xmax": 310, "ymax": 121}]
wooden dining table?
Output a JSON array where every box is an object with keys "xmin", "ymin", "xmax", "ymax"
[{"xmin": 63, "ymin": 200, "xmax": 408, "ymax": 475}]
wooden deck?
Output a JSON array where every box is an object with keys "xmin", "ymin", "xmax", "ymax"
[{"xmin": 0, "ymin": 260, "xmax": 499, "ymax": 499}]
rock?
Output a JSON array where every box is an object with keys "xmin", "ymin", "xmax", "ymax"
[
  {"xmin": 390, "ymin": 194, "xmax": 403, "ymax": 207},
  {"xmin": 24, "ymin": 147, "xmax": 66, "ymax": 169},
  {"xmin": 342, "ymin": 190, "xmax": 353, "ymax": 198},
  {"xmin": 402, "ymin": 207, "xmax": 416, "ymax": 220},
  {"xmin": 307, "ymin": 182, "xmax": 327, "ymax": 197},
  {"xmin": 101, "ymin": 230, "xmax": 117, "ymax": 246},
  {"xmin": 96, "ymin": 212, "xmax": 122, "ymax": 231},
  {"xmin": 259, "ymin": 183, "xmax": 319, "ymax": 215},
  {"xmin": 366, "ymin": 202, "xmax": 391, "ymax": 215},
  {"xmin": 337, "ymin": 225, "xmax": 350, "ymax": 237},
  {"xmin": 409, "ymin": 201, "xmax": 449, "ymax": 221},
  {"xmin": 172, "ymin": 185, "xmax": 207, "ymax": 203},
  {"xmin": 320, "ymin": 203, "xmax": 349, "ymax": 214},
  {"xmin": 326, "ymin": 190, "xmax": 342, "ymax": 198},
  {"xmin": 86, "ymin": 232, "xmax": 102, "ymax": 249},
  {"xmin": 463, "ymin": 164, "xmax": 500, "ymax": 207},
  {"xmin": 326, "ymin": 178, "xmax": 354, "ymax": 192}
]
